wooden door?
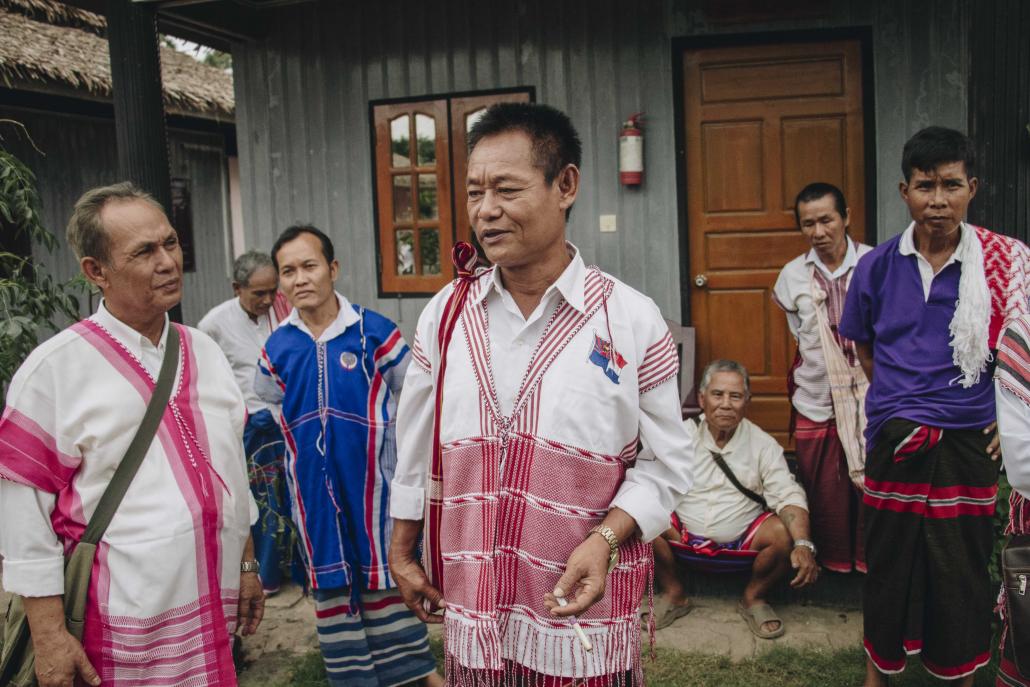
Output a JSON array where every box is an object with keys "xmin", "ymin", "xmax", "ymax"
[{"xmin": 684, "ymin": 40, "xmax": 866, "ymax": 446}]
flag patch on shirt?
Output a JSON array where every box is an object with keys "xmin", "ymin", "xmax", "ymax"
[{"xmin": 589, "ymin": 332, "xmax": 627, "ymax": 384}]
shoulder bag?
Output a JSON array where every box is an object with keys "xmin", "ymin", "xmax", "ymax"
[
  {"xmin": 0, "ymin": 325, "xmax": 180, "ymax": 686},
  {"xmin": 1003, "ymin": 534, "xmax": 1030, "ymax": 676}
]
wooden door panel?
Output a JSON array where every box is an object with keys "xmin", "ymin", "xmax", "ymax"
[
  {"xmin": 700, "ymin": 57, "xmax": 846, "ymax": 103},
  {"xmin": 706, "ymin": 231, "xmax": 809, "ymax": 270},
  {"xmin": 701, "ymin": 121, "xmax": 765, "ymax": 212},
  {"xmin": 780, "ymin": 116, "xmax": 847, "ymax": 210},
  {"xmin": 685, "ymin": 39, "xmax": 866, "ymax": 448}
]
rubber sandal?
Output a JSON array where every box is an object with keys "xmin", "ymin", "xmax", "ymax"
[
  {"xmin": 647, "ymin": 596, "xmax": 694, "ymax": 630},
  {"xmin": 737, "ymin": 601, "xmax": 785, "ymax": 639}
]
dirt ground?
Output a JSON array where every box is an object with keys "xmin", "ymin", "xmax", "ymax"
[
  {"xmin": 233, "ymin": 583, "xmax": 863, "ymax": 685},
  {"xmin": 0, "ymin": 581, "xmax": 863, "ymax": 685}
]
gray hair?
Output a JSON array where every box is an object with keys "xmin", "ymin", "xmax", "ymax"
[
  {"xmin": 699, "ymin": 359, "xmax": 751, "ymax": 397},
  {"xmin": 232, "ymin": 250, "xmax": 275, "ymax": 287},
  {"xmin": 66, "ymin": 182, "xmax": 164, "ymax": 263}
]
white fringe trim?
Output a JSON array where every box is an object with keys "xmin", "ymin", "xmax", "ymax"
[{"xmin": 949, "ymin": 224, "xmax": 992, "ymax": 387}]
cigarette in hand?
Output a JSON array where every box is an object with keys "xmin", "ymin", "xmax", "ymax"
[{"xmin": 555, "ymin": 594, "xmax": 593, "ymax": 652}]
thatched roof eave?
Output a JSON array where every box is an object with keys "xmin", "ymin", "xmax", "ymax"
[{"xmin": 0, "ymin": 3, "xmax": 234, "ymax": 119}]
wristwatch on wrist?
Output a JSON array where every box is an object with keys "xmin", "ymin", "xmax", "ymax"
[
  {"xmin": 793, "ymin": 539, "xmax": 817, "ymax": 556},
  {"xmin": 589, "ymin": 525, "xmax": 620, "ymax": 574},
  {"xmin": 240, "ymin": 559, "xmax": 261, "ymax": 574}
]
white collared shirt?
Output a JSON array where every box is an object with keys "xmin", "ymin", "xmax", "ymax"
[
  {"xmin": 287, "ymin": 291, "xmax": 360, "ymax": 343},
  {"xmin": 898, "ymin": 221, "xmax": 971, "ymax": 301},
  {"xmin": 391, "ymin": 244, "xmax": 694, "ymax": 543},
  {"xmin": 198, "ymin": 297, "xmax": 280, "ymax": 414},
  {"xmin": 675, "ymin": 416, "xmax": 808, "ymax": 543},
  {"xmin": 478, "ymin": 253, "xmax": 585, "ymax": 415},
  {"xmin": 0, "ymin": 305, "xmax": 255, "ymax": 599},
  {"xmin": 95, "ymin": 300, "xmax": 169, "ymax": 376},
  {"xmin": 773, "ymin": 239, "xmax": 872, "ymax": 421}
]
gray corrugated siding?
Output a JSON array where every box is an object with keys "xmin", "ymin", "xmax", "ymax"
[
  {"xmin": 232, "ymin": 0, "xmax": 969, "ymax": 333},
  {"xmin": 968, "ymin": 0, "xmax": 1030, "ymax": 242},
  {"xmin": 2, "ymin": 106, "xmax": 234, "ymax": 326}
]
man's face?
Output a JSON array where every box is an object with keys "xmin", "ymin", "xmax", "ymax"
[
  {"xmin": 699, "ymin": 371, "xmax": 749, "ymax": 435},
  {"xmin": 88, "ymin": 199, "xmax": 183, "ymax": 321},
  {"xmin": 797, "ymin": 194, "xmax": 849, "ymax": 262},
  {"xmin": 234, "ymin": 265, "xmax": 278, "ymax": 319},
  {"xmin": 466, "ymin": 130, "xmax": 576, "ymax": 268},
  {"xmin": 900, "ymin": 161, "xmax": 978, "ymax": 237},
  {"xmin": 275, "ymin": 233, "xmax": 338, "ymax": 312}
]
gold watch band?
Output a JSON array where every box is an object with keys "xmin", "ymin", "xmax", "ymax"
[{"xmin": 589, "ymin": 525, "xmax": 619, "ymax": 573}]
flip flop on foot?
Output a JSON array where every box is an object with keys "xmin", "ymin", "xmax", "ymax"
[
  {"xmin": 645, "ymin": 596, "xmax": 694, "ymax": 630},
  {"xmin": 737, "ymin": 601, "xmax": 785, "ymax": 639}
]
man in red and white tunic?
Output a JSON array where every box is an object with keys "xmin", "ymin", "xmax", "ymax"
[
  {"xmin": 994, "ymin": 315, "xmax": 1030, "ymax": 687},
  {"xmin": 0, "ymin": 183, "xmax": 262, "ymax": 687},
  {"xmin": 388, "ymin": 103, "xmax": 694, "ymax": 685}
]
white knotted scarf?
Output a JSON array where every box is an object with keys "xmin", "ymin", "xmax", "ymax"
[{"xmin": 948, "ymin": 223, "xmax": 992, "ymax": 387}]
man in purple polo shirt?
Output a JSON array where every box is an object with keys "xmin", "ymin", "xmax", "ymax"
[{"xmin": 840, "ymin": 126, "xmax": 1030, "ymax": 687}]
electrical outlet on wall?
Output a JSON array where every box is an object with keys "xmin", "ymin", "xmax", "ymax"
[{"xmin": 599, "ymin": 214, "xmax": 617, "ymax": 233}]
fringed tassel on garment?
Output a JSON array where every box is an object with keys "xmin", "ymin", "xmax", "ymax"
[
  {"xmin": 949, "ymin": 225, "xmax": 992, "ymax": 388},
  {"xmin": 442, "ymin": 615, "xmax": 642, "ymax": 686}
]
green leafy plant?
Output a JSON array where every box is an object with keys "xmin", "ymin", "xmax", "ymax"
[{"xmin": 0, "ymin": 120, "xmax": 87, "ymax": 396}]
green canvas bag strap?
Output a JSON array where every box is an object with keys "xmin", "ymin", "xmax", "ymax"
[{"xmin": 80, "ymin": 324, "xmax": 180, "ymax": 545}]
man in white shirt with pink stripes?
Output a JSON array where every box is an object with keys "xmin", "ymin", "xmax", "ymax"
[{"xmin": 388, "ymin": 102, "xmax": 694, "ymax": 686}]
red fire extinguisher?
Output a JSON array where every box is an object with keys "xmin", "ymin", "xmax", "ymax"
[{"xmin": 619, "ymin": 113, "xmax": 644, "ymax": 186}]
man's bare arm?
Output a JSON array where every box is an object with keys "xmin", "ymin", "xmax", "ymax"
[
  {"xmin": 388, "ymin": 518, "xmax": 445, "ymax": 624},
  {"xmin": 855, "ymin": 341, "xmax": 874, "ymax": 382},
  {"xmin": 23, "ymin": 596, "xmax": 100, "ymax": 687},
  {"xmin": 779, "ymin": 506, "xmax": 818, "ymax": 588}
]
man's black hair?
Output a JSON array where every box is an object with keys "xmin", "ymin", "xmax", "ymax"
[
  {"xmin": 467, "ymin": 102, "xmax": 583, "ymax": 184},
  {"xmin": 793, "ymin": 182, "xmax": 848, "ymax": 227},
  {"xmin": 901, "ymin": 126, "xmax": 976, "ymax": 182},
  {"xmin": 271, "ymin": 224, "xmax": 335, "ymax": 271}
]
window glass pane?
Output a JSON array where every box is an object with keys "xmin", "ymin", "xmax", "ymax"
[
  {"xmin": 396, "ymin": 229, "xmax": 414, "ymax": 275},
  {"xmin": 466, "ymin": 108, "xmax": 487, "ymax": 133},
  {"xmin": 417, "ymin": 174, "xmax": 438, "ymax": 220},
  {"xmin": 390, "ymin": 115, "xmax": 410, "ymax": 168},
  {"xmin": 415, "ymin": 114, "xmax": 436, "ymax": 166},
  {"xmin": 392, "ymin": 175, "xmax": 413, "ymax": 222},
  {"xmin": 420, "ymin": 228, "xmax": 440, "ymax": 275}
]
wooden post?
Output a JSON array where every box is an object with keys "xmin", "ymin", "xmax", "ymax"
[{"xmin": 106, "ymin": 0, "xmax": 183, "ymax": 322}]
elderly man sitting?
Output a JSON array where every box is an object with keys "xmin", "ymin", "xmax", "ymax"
[{"xmin": 650, "ymin": 360, "xmax": 819, "ymax": 638}]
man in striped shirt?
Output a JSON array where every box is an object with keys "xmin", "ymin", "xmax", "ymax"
[{"xmin": 773, "ymin": 182, "xmax": 873, "ymax": 575}]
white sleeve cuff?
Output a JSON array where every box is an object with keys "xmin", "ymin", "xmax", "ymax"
[
  {"xmin": 389, "ymin": 480, "xmax": 426, "ymax": 521},
  {"xmin": 610, "ymin": 482, "xmax": 671, "ymax": 543},
  {"xmin": 2, "ymin": 556, "xmax": 65, "ymax": 597}
]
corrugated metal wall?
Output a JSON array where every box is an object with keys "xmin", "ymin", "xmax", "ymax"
[
  {"xmin": 2, "ymin": 106, "xmax": 234, "ymax": 326},
  {"xmin": 232, "ymin": 0, "xmax": 970, "ymax": 332},
  {"xmin": 232, "ymin": 0, "xmax": 682, "ymax": 333},
  {"xmin": 968, "ymin": 0, "xmax": 1030, "ymax": 242}
]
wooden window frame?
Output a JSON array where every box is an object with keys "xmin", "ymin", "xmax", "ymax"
[
  {"xmin": 370, "ymin": 87, "xmax": 534, "ymax": 297},
  {"xmin": 373, "ymin": 99, "xmax": 452, "ymax": 294}
]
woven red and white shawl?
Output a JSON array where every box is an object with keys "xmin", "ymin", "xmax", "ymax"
[
  {"xmin": 978, "ymin": 225, "xmax": 1030, "ymax": 349},
  {"xmin": 422, "ymin": 245, "xmax": 674, "ymax": 685}
]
